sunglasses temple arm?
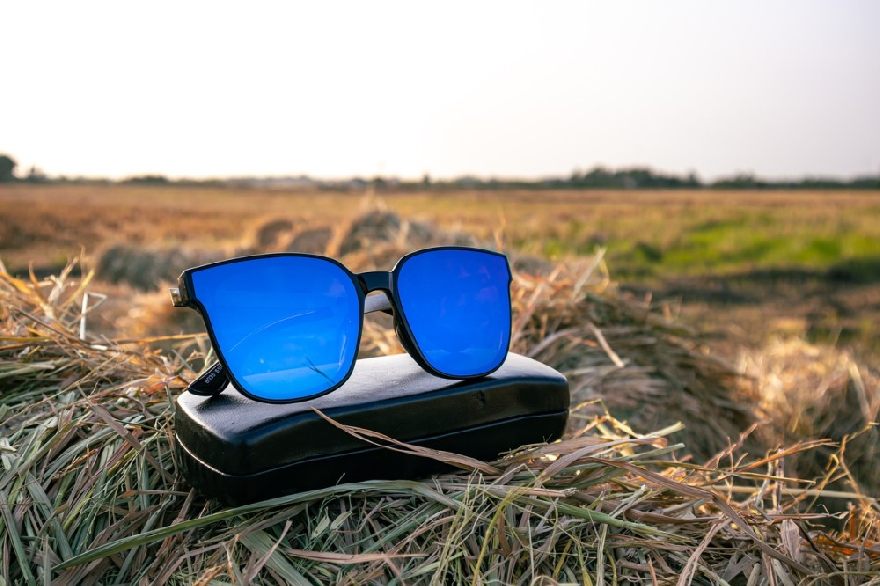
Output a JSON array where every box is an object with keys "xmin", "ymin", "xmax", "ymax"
[{"xmin": 187, "ymin": 361, "xmax": 229, "ymax": 396}]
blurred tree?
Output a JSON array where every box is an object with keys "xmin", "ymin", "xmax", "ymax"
[
  {"xmin": 26, "ymin": 166, "xmax": 47, "ymax": 183},
  {"xmin": 0, "ymin": 154, "xmax": 16, "ymax": 182},
  {"xmin": 123, "ymin": 175, "xmax": 169, "ymax": 184}
]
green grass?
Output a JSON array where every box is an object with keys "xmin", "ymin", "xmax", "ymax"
[{"xmin": 532, "ymin": 207, "xmax": 880, "ymax": 280}]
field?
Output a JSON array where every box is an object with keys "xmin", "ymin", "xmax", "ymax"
[
  {"xmin": 2, "ymin": 184, "xmax": 879, "ymax": 357},
  {"xmin": 2, "ymin": 183, "xmax": 880, "ymax": 583}
]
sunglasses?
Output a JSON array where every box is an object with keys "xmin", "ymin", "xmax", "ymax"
[{"xmin": 170, "ymin": 247, "xmax": 512, "ymax": 403}]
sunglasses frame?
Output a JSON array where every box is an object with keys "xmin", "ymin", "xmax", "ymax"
[{"xmin": 171, "ymin": 246, "xmax": 513, "ymax": 404}]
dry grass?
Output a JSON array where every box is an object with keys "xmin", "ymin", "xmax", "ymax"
[
  {"xmin": 741, "ymin": 338, "xmax": 880, "ymax": 501},
  {"xmin": 506, "ymin": 259, "xmax": 759, "ymax": 461},
  {"xmin": 2, "ymin": 247, "xmax": 879, "ymax": 583}
]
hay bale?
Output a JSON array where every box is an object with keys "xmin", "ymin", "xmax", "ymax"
[
  {"xmin": 246, "ymin": 217, "xmax": 297, "ymax": 251},
  {"xmin": 339, "ymin": 243, "xmax": 416, "ymax": 274},
  {"xmin": 282, "ymin": 226, "xmax": 334, "ymax": 255},
  {"xmin": 118, "ymin": 289, "xmax": 207, "ymax": 339},
  {"xmin": 508, "ymin": 264, "xmax": 760, "ymax": 460},
  {"xmin": 338, "ymin": 211, "xmax": 477, "ymax": 255},
  {"xmin": 96, "ymin": 245, "xmax": 226, "ymax": 290},
  {"xmin": 741, "ymin": 338, "xmax": 880, "ymax": 496},
  {"xmin": 338, "ymin": 211, "xmax": 404, "ymax": 255}
]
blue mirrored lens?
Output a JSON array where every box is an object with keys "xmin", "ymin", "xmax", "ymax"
[
  {"xmin": 396, "ymin": 249, "xmax": 511, "ymax": 377},
  {"xmin": 190, "ymin": 256, "xmax": 361, "ymax": 401}
]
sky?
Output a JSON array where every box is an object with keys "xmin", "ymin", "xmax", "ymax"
[{"xmin": 2, "ymin": 1, "xmax": 879, "ymax": 180}]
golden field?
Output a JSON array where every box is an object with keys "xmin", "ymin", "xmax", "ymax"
[{"xmin": 2, "ymin": 183, "xmax": 879, "ymax": 357}]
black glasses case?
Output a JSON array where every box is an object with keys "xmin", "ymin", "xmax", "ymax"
[{"xmin": 174, "ymin": 352, "xmax": 569, "ymax": 504}]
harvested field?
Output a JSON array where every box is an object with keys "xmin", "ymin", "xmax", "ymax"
[{"xmin": 3, "ymin": 184, "xmax": 879, "ymax": 358}]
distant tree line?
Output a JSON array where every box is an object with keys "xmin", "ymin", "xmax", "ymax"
[
  {"xmin": 0, "ymin": 154, "xmax": 48, "ymax": 183},
  {"xmin": 123, "ymin": 175, "xmax": 171, "ymax": 185},
  {"xmin": 706, "ymin": 172, "xmax": 880, "ymax": 190},
  {"xmin": 567, "ymin": 167, "xmax": 701, "ymax": 189},
  {"xmin": 394, "ymin": 167, "xmax": 880, "ymax": 190},
  {"xmin": 1, "ymin": 152, "xmax": 879, "ymax": 190}
]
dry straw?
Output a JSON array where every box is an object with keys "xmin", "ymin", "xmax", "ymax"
[
  {"xmin": 741, "ymin": 338, "xmax": 880, "ymax": 506},
  {"xmin": 1, "ymin": 254, "xmax": 879, "ymax": 584}
]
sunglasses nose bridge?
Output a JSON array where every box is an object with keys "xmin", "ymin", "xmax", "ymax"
[
  {"xmin": 358, "ymin": 271, "xmax": 394, "ymax": 315},
  {"xmin": 358, "ymin": 271, "xmax": 392, "ymax": 295}
]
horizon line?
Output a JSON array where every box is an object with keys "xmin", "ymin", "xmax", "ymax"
[{"xmin": 7, "ymin": 167, "xmax": 880, "ymax": 184}]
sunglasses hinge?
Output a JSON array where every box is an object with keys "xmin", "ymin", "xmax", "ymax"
[{"xmin": 169, "ymin": 280, "xmax": 192, "ymax": 307}]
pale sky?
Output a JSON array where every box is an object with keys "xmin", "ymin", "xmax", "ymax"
[{"xmin": 2, "ymin": 1, "xmax": 878, "ymax": 180}]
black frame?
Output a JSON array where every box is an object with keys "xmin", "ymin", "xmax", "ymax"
[{"xmin": 171, "ymin": 246, "xmax": 513, "ymax": 404}]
